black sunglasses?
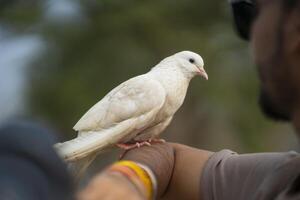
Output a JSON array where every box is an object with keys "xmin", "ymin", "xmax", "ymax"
[{"xmin": 229, "ymin": 0, "xmax": 256, "ymax": 40}]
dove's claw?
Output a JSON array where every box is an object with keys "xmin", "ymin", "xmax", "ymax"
[
  {"xmin": 148, "ymin": 138, "xmax": 166, "ymax": 144},
  {"xmin": 116, "ymin": 139, "xmax": 166, "ymax": 159},
  {"xmin": 117, "ymin": 141, "xmax": 153, "ymax": 159},
  {"xmin": 116, "ymin": 143, "xmax": 136, "ymax": 150},
  {"xmin": 116, "ymin": 141, "xmax": 152, "ymax": 151},
  {"xmin": 138, "ymin": 141, "xmax": 151, "ymax": 147},
  {"xmin": 116, "ymin": 138, "xmax": 165, "ymax": 151}
]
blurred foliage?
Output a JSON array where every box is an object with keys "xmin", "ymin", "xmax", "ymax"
[{"xmin": 1, "ymin": 0, "xmax": 297, "ymax": 155}]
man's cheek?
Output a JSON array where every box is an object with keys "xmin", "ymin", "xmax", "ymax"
[
  {"xmin": 251, "ymin": 28, "xmax": 273, "ymax": 68},
  {"xmin": 250, "ymin": 5, "xmax": 279, "ymax": 70},
  {"xmin": 251, "ymin": 20, "xmax": 266, "ymax": 69},
  {"xmin": 251, "ymin": 27, "xmax": 268, "ymax": 84}
]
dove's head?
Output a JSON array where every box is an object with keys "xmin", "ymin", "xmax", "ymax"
[{"xmin": 171, "ymin": 51, "xmax": 208, "ymax": 80}]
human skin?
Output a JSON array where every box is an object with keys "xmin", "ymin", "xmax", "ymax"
[
  {"xmin": 78, "ymin": 144, "xmax": 212, "ymax": 200},
  {"xmin": 79, "ymin": 1, "xmax": 300, "ymax": 199},
  {"xmin": 252, "ymin": 0, "xmax": 300, "ymax": 125},
  {"xmin": 77, "ymin": 172, "xmax": 145, "ymax": 200}
]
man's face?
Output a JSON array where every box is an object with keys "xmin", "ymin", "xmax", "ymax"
[{"xmin": 251, "ymin": 0, "xmax": 296, "ymax": 121}]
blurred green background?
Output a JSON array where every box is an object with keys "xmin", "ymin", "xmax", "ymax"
[{"xmin": 0, "ymin": 0, "xmax": 298, "ymax": 176}]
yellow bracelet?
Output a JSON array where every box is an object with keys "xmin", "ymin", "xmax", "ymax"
[
  {"xmin": 108, "ymin": 165, "xmax": 146, "ymax": 197},
  {"xmin": 111, "ymin": 160, "xmax": 154, "ymax": 200}
]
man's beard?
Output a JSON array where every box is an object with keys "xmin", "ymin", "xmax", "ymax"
[{"xmin": 259, "ymin": 88, "xmax": 291, "ymax": 121}]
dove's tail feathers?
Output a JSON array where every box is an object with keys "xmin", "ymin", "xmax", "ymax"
[{"xmin": 54, "ymin": 118, "xmax": 139, "ymax": 162}]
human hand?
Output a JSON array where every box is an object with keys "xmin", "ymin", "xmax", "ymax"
[
  {"xmin": 122, "ymin": 143, "xmax": 175, "ymax": 197},
  {"xmin": 78, "ymin": 143, "xmax": 211, "ymax": 200},
  {"xmin": 78, "ymin": 143, "xmax": 175, "ymax": 200},
  {"xmin": 124, "ymin": 143, "xmax": 212, "ymax": 200}
]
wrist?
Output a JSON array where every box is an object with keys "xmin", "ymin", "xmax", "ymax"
[
  {"xmin": 122, "ymin": 143, "xmax": 175, "ymax": 197},
  {"xmin": 106, "ymin": 160, "xmax": 157, "ymax": 200}
]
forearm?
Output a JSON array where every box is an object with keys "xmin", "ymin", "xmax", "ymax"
[
  {"xmin": 160, "ymin": 144, "xmax": 213, "ymax": 200},
  {"xmin": 78, "ymin": 172, "xmax": 145, "ymax": 200}
]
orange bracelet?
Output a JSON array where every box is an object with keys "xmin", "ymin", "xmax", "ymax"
[
  {"xmin": 108, "ymin": 165, "xmax": 147, "ymax": 197},
  {"xmin": 107, "ymin": 161, "xmax": 155, "ymax": 200}
]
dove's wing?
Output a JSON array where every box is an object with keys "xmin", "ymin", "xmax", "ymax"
[
  {"xmin": 74, "ymin": 74, "xmax": 166, "ymax": 133},
  {"xmin": 55, "ymin": 75, "xmax": 166, "ymax": 161}
]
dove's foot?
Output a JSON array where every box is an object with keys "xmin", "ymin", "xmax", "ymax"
[
  {"xmin": 147, "ymin": 138, "xmax": 166, "ymax": 144},
  {"xmin": 116, "ymin": 141, "xmax": 151, "ymax": 151},
  {"xmin": 117, "ymin": 141, "xmax": 152, "ymax": 159}
]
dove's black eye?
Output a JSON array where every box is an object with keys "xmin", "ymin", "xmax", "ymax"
[{"xmin": 189, "ymin": 58, "xmax": 195, "ymax": 64}]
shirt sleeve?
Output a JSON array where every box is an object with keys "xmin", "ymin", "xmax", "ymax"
[{"xmin": 200, "ymin": 150, "xmax": 298, "ymax": 200}]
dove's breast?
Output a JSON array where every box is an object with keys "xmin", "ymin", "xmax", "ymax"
[
  {"xmin": 149, "ymin": 69, "xmax": 190, "ymax": 121},
  {"xmin": 159, "ymin": 83, "xmax": 189, "ymax": 119}
]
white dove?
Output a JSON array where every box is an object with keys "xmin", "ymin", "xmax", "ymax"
[{"xmin": 55, "ymin": 51, "xmax": 207, "ymax": 174}]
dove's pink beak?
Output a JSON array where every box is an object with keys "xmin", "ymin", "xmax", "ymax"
[{"xmin": 198, "ymin": 68, "xmax": 208, "ymax": 80}]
